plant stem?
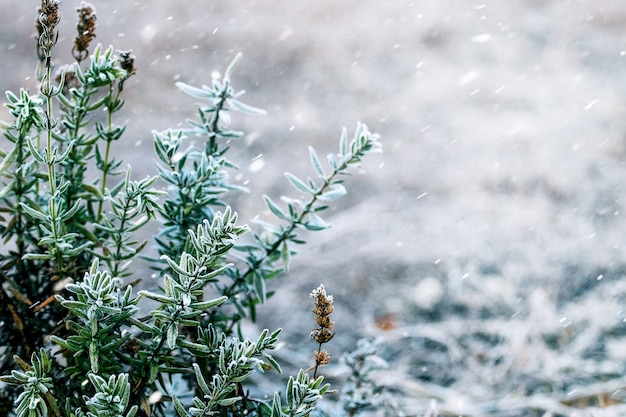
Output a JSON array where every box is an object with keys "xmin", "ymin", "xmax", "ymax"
[{"xmin": 97, "ymin": 85, "xmax": 116, "ymax": 221}]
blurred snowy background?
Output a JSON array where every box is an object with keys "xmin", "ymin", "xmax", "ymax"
[{"xmin": 3, "ymin": 1, "xmax": 626, "ymax": 415}]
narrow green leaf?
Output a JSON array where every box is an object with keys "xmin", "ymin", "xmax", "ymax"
[
  {"xmin": 280, "ymin": 241, "xmax": 290, "ymax": 272},
  {"xmin": 339, "ymin": 127, "xmax": 348, "ymax": 156},
  {"xmin": 270, "ymin": 392, "xmax": 282, "ymax": 417},
  {"xmin": 308, "ymin": 146, "xmax": 325, "ymax": 179},
  {"xmin": 167, "ymin": 324, "xmax": 178, "ymax": 350},
  {"xmin": 138, "ymin": 290, "xmax": 176, "ymax": 304},
  {"xmin": 192, "ymin": 363, "xmax": 211, "ymax": 395},
  {"xmin": 263, "ymin": 195, "xmax": 289, "ymax": 221},
  {"xmin": 125, "ymin": 405, "xmax": 138, "ymax": 417},
  {"xmin": 0, "ymin": 146, "xmax": 18, "ymax": 174},
  {"xmin": 318, "ymin": 184, "xmax": 346, "ymax": 201},
  {"xmin": 59, "ymin": 198, "xmax": 83, "ymax": 222},
  {"xmin": 149, "ymin": 361, "xmax": 159, "ymax": 383},
  {"xmin": 26, "ymin": 136, "xmax": 45, "ymax": 163},
  {"xmin": 190, "ymin": 295, "xmax": 227, "ymax": 310},
  {"xmin": 177, "ymin": 340, "xmax": 211, "ymax": 354},
  {"xmin": 254, "ymin": 272, "xmax": 267, "ymax": 303},
  {"xmin": 89, "ymin": 341, "xmax": 99, "ymax": 373},
  {"xmin": 302, "ymin": 213, "xmax": 330, "ymax": 231},
  {"xmin": 218, "ymin": 397, "xmax": 242, "ymax": 406},
  {"xmin": 284, "ymin": 172, "xmax": 312, "ymax": 194},
  {"xmin": 175, "ymin": 82, "xmax": 211, "ymax": 99},
  {"xmin": 19, "ymin": 202, "xmax": 48, "ymax": 221},
  {"xmin": 172, "ymin": 395, "xmax": 189, "ymax": 417},
  {"xmin": 22, "ymin": 252, "xmax": 54, "ymax": 260},
  {"xmin": 227, "ymin": 99, "xmax": 266, "ymax": 116},
  {"xmin": 265, "ymin": 354, "xmax": 282, "ymax": 374},
  {"xmin": 225, "ymin": 52, "xmax": 243, "ymax": 80}
]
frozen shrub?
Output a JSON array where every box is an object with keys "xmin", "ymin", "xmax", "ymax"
[{"xmin": 0, "ymin": 1, "xmax": 381, "ymax": 416}]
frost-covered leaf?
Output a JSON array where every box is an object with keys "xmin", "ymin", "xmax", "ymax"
[{"xmin": 285, "ymin": 172, "xmax": 313, "ymax": 194}]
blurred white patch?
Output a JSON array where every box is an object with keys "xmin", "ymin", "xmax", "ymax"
[
  {"xmin": 148, "ymin": 391, "xmax": 162, "ymax": 404},
  {"xmin": 53, "ymin": 277, "xmax": 73, "ymax": 292},
  {"xmin": 472, "ymin": 33, "xmax": 491, "ymax": 43},
  {"xmin": 249, "ymin": 155, "xmax": 265, "ymax": 173},
  {"xmin": 172, "ymin": 151, "xmax": 184, "ymax": 164},
  {"xmin": 458, "ymin": 70, "xmax": 479, "ymax": 85},
  {"xmin": 412, "ymin": 276, "xmax": 444, "ymax": 310},
  {"xmin": 140, "ymin": 24, "xmax": 157, "ymax": 42},
  {"xmin": 245, "ymin": 131, "xmax": 261, "ymax": 145}
]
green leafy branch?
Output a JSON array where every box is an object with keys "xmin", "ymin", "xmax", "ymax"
[{"xmin": 217, "ymin": 123, "xmax": 382, "ymax": 330}]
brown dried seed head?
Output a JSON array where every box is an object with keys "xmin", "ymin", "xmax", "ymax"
[
  {"xmin": 119, "ymin": 50, "xmax": 137, "ymax": 77},
  {"xmin": 73, "ymin": 2, "xmax": 97, "ymax": 62},
  {"xmin": 35, "ymin": 0, "xmax": 61, "ymax": 60},
  {"xmin": 313, "ymin": 349, "xmax": 331, "ymax": 366},
  {"xmin": 38, "ymin": 0, "xmax": 61, "ymax": 34},
  {"xmin": 310, "ymin": 284, "xmax": 336, "ymax": 342}
]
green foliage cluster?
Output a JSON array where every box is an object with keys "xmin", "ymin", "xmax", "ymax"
[{"xmin": 0, "ymin": 1, "xmax": 383, "ymax": 416}]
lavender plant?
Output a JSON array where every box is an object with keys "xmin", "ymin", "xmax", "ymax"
[{"xmin": 0, "ymin": 1, "xmax": 382, "ymax": 417}]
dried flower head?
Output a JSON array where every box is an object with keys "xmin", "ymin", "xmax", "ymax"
[
  {"xmin": 310, "ymin": 283, "xmax": 335, "ymax": 344},
  {"xmin": 116, "ymin": 50, "xmax": 137, "ymax": 93},
  {"xmin": 313, "ymin": 349, "xmax": 331, "ymax": 366},
  {"xmin": 35, "ymin": 0, "xmax": 61, "ymax": 63},
  {"xmin": 309, "ymin": 284, "xmax": 335, "ymax": 377},
  {"xmin": 118, "ymin": 50, "xmax": 137, "ymax": 78},
  {"xmin": 73, "ymin": 2, "xmax": 97, "ymax": 63}
]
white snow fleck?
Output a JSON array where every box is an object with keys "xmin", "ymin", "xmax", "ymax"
[
  {"xmin": 249, "ymin": 155, "xmax": 265, "ymax": 173},
  {"xmin": 472, "ymin": 33, "xmax": 491, "ymax": 43},
  {"xmin": 584, "ymin": 99, "xmax": 598, "ymax": 111}
]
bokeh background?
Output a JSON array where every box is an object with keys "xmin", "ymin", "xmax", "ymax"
[{"xmin": 3, "ymin": 1, "xmax": 626, "ymax": 415}]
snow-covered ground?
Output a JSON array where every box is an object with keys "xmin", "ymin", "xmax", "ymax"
[{"xmin": 3, "ymin": 1, "xmax": 626, "ymax": 415}]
